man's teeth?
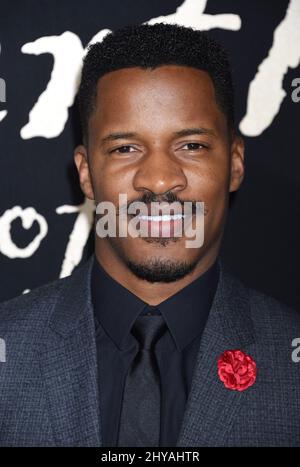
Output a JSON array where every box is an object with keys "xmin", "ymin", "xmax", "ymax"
[{"xmin": 138, "ymin": 214, "xmax": 186, "ymax": 221}]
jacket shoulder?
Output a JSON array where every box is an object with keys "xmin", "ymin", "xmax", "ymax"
[
  {"xmin": 220, "ymin": 262, "xmax": 300, "ymax": 336},
  {"xmin": 233, "ymin": 275, "xmax": 300, "ymax": 340},
  {"xmin": 0, "ymin": 256, "xmax": 94, "ymax": 338},
  {"xmin": 248, "ymin": 285, "xmax": 300, "ymax": 327},
  {"xmin": 0, "ymin": 273, "xmax": 68, "ymax": 333}
]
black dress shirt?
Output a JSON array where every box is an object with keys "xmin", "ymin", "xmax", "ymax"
[{"xmin": 91, "ymin": 255, "xmax": 220, "ymax": 447}]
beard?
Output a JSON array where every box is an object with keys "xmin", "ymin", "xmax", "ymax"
[
  {"xmin": 106, "ymin": 235, "xmax": 199, "ymax": 283},
  {"xmin": 124, "ymin": 257, "xmax": 199, "ymax": 283}
]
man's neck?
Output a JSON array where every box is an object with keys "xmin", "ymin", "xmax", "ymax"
[{"xmin": 94, "ymin": 244, "xmax": 220, "ymax": 305}]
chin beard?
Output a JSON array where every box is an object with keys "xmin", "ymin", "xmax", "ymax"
[{"xmin": 124, "ymin": 257, "xmax": 199, "ymax": 283}]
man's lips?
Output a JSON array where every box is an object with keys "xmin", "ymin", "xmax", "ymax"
[
  {"xmin": 134, "ymin": 213, "xmax": 193, "ymax": 238},
  {"xmin": 116, "ymin": 201, "xmax": 197, "ymax": 238}
]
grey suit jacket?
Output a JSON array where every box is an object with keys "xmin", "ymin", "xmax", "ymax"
[{"xmin": 0, "ymin": 255, "xmax": 300, "ymax": 447}]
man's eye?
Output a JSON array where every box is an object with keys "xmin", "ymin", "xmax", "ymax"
[
  {"xmin": 111, "ymin": 145, "xmax": 136, "ymax": 154},
  {"xmin": 181, "ymin": 143, "xmax": 205, "ymax": 151}
]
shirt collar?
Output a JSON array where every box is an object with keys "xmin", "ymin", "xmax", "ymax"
[{"xmin": 91, "ymin": 254, "xmax": 220, "ymax": 351}]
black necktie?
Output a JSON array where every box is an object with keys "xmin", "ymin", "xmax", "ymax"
[{"xmin": 117, "ymin": 310, "xmax": 167, "ymax": 447}]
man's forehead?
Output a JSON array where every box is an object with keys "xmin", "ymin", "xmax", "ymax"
[
  {"xmin": 96, "ymin": 64, "xmax": 214, "ymax": 93},
  {"xmin": 89, "ymin": 66, "xmax": 225, "ymax": 137},
  {"xmin": 93, "ymin": 65, "xmax": 217, "ymax": 119}
]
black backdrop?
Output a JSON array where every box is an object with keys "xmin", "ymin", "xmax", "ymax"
[{"xmin": 0, "ymin": 0, "xmax": 299, "ymax": 310}]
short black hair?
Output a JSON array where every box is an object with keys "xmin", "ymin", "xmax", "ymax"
[{"xmin": 79, "ymin": 23, "xmax": 234, "ymax": 141}]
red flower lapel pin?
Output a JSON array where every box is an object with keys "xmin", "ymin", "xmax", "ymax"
[{"xmin": 217, "ymin": 350, "xmax": 257, "ymax": 391}]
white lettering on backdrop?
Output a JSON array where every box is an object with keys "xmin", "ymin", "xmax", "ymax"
[
  {"xmin": 0, "ymin": 206, "xmax": 48, "ymax": 258},
  {"xmin": 240, "ymin": 0, "xmax": 300, "ymax": 136}
]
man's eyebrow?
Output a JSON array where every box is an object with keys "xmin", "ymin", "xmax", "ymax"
[
  {"xmin": 100, "ymin": 127, "xmax": 216, "ymax": 146},
  {"xmin": 100, "ymin": 132, "xmax": 138, "ymax": 145},
  {"xmin": 173, "ymin": 127, "xmax": 216, "ymax": 138}
]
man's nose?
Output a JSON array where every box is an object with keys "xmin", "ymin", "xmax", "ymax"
[{"xmin": 132, "ymin": 150, "xmax": 187, "ymax": 195}]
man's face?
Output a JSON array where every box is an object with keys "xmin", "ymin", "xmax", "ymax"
[{"xmin": 75, "ymin": 65, "xmax": 244, "ymax": 282}]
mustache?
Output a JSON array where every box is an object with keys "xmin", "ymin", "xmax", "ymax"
[{"xmin": 117, "ymin": 192, "xmax": 206, "ymax": 216}]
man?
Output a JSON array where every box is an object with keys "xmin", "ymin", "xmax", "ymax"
[{"xmin": 0, "ymin": 23, "xmax": 300, "ymax": 447}]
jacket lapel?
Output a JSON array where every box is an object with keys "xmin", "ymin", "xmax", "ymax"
[
  {"xmin": 39, "ymin": 256, "xmax": 102, "ymax": 446},
  {"xmin": 176, "ymin": 260, "xmax": 255, "ymax": 447}
]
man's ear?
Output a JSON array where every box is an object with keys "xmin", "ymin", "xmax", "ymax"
[
  {"xmin": 229, "ymin": 134, "xmax": 245, "ymax": 193},
  {"xmin": 74, "ymin": 145, "xmax": 95, "ymax": 200}
]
